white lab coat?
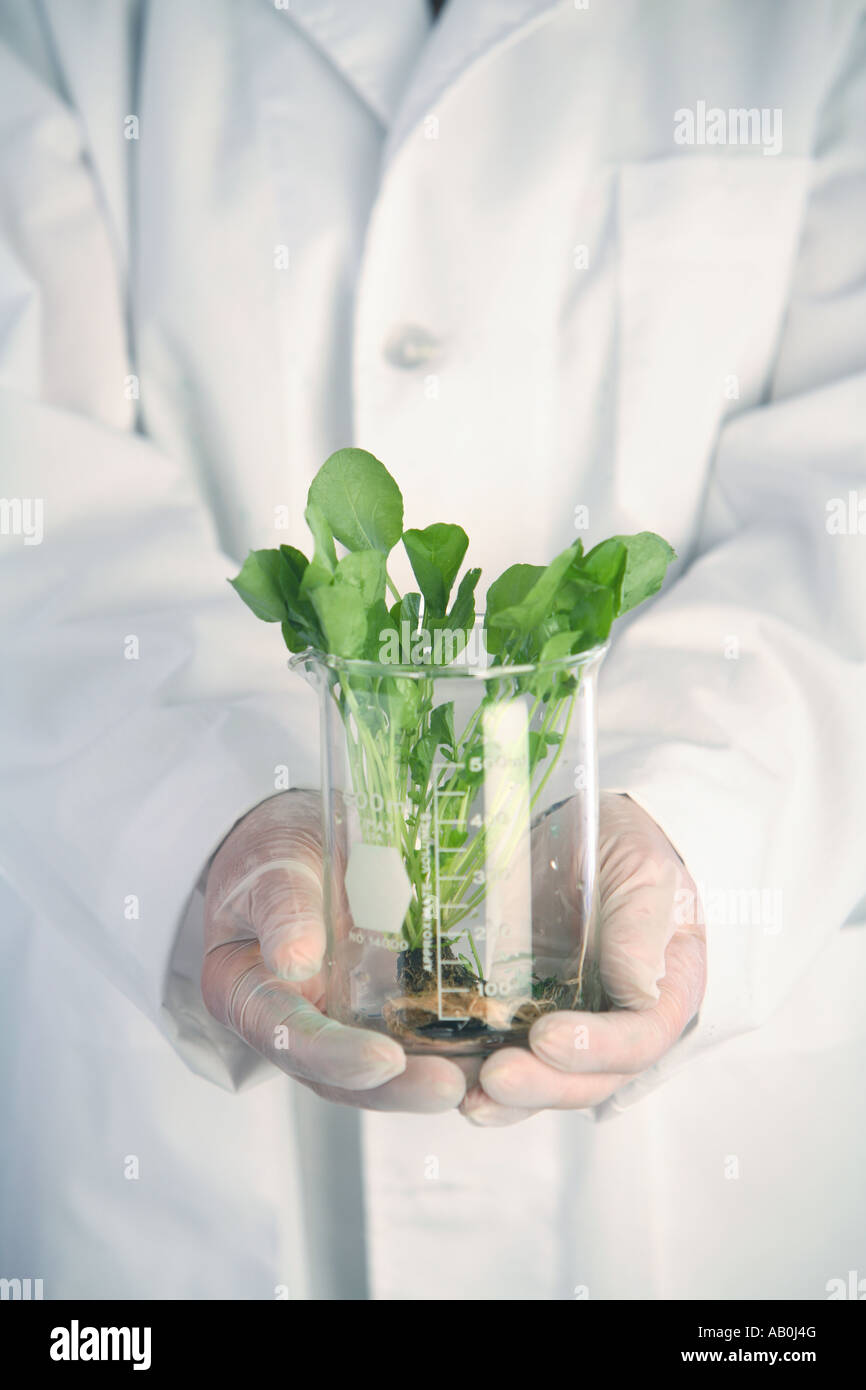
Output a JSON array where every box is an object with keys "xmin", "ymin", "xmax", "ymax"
[{"xmin": 1, "ymin": 0, "xmax": 865, "ymax": 1300}]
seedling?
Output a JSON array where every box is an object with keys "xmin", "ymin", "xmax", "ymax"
[{"xmin": 230, "ymin": 448, "xmax": 675, "ymax": 1043}]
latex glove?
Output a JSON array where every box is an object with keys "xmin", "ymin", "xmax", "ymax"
[
  {"xmin": 202, "ymin": 791, "xmax": 467, "ymax": 1111},
  {"xmin": 461, "ymin": 791, "xmax": 706, "ymax": 1127}
]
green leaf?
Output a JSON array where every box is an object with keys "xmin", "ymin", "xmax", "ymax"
[
  {"xmin": 538, "ymin": 630, "xmax": 581, "ymax": 663},
  {"xmin": 310, "ymin": 582, "xmax": 368, "ymax": 658},
  {"xmin": 487, "ymin": 543, "xmax": 581, "ymax": 638},
  {"xmin": 611, "ymin": 532, "xmax": 677, "ymax": 614},
  {"xmin": 304, "ymin": 551, "xmax": 390, "ymax": 660},
  {"xmin": 380, "ymin": 592, "xmax": 421, "ymax": 663},
  {"xmin": 381, "ymin": 675, "xmax": 421, "ymax": 732},
  {"xmin": 409, "ymin": 704, "xmax": 457, "ymax": 784},
  {"xmin": 276, "ymin": 544, "xmax": 309, "ymax": 588},
  {"xmin": 534, "ymin": 607, "xmax": 576, "ymax": 648},
  {"xmin": 578, "ymin": 538, "xmax": 627, "ymax": 614},
  {"xmin": 280, "ymin": 617, "xmax": 309, "ymax": 653},
  {"xmin": 483, "ymin": 563, "xmax": 544, "ymax": 655},
  {"xmin": 561, "ymin": 574, "xmax": 616, "ymax": 646},
  {"xmin": 347, "ymin": 683, "xmax": 387, "ymax": 738},
  {"xmin": 364, "ymin": 596, "xmax": 392, "ymax": 661},
  {"xmin": 402, "ymin": 523, "xmax": 469, "ymax": 618},
  {"xmin": 299, "ymin": 502, "xmax": 338, "ymax": 596},
  {"xmin": 529, "ymin": 629, "xmax": 581, "ymax": 697},
  {"xmin": 528, "ymin": 728, "xmax": 564, "ymax": 762},
  {"xmin": 448, "ymin": 567, "xmax": 481, "ymax": 633},
  {"xmin": 230, "ymin": 545, "xmax": 325, "ymax": 651},
  {"xmin": 460, "ymin": 738, "xmax": 486, "ymax": 790},
  {"xmin": 229, "ymin": 549, "xmax": 295, "ymax": 623},
  {"xmin": 409, "ymin": 733, "xmax": 438, "ymax": 787},
  {"xmin": 308, "ymin": 447, "xmax": 403, "ymax": 555},
  {"xmin": 389, "ymin": 591, "xmax": 422, "ymax": 632},
  {"xmin": 429, "ymin": 566, "xmax": 481, "ymax": 659},
  {"xmin": 335, "ymin": 550, "xmax": 387, "ymax": 608},
  {"xmin": 429, "ymin": 701, "xmax": 456, "ymax": 754},
  {"xmin": 276, "ymin": 545, "xmax": 329, "ymax": 645}
]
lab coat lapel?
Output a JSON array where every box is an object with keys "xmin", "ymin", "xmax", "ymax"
[
  {"xmin": 279, "ymin": 0, "xmax": 431, "ymax": 127},
  {"xmin": 383, "ymin": 0, "xmax": 568, "ymax": 162}
]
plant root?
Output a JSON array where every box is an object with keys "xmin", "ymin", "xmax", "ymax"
[{"xmin": 381, "ymin": 977, "xmax": 582, "ymax": 1041}]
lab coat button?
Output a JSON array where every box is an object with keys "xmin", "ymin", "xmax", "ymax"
[{"xmin": 383, "ymin": 324, "xmax": 443, "ymax": 368}]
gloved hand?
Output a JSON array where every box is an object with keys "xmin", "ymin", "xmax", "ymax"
[
  {"xmin": 460, "ymin": 791, "xmax": 707, "ymax": 1126},
  {"xmin": 202, "ymin": 791, "xmax": 468, "ymax": 1111}
]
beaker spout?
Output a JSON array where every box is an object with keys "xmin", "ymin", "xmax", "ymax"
[{"xmin": 287, "ymin": 648, "xmax": 324, "ymax": 689}]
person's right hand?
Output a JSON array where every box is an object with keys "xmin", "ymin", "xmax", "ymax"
[{"xmin": 202, "ymin": 790, "xmax": 469, "ymax": 1111}]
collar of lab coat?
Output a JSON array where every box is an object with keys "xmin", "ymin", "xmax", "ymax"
[
  {"xmin": 33, "ymin": 0, "xmax": 568, "ymax": 261},
  {"xmin": 284, "ymin": 0, "xmax": 569, "ymax": 161}
]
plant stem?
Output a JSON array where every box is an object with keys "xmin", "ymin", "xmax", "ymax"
[{"xmin": 339, "ymin": 651, "xmax": 582, "ymax": 988}]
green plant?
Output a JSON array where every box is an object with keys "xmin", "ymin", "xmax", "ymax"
[{"xmin": 230, "ymin": 448, "xmax": 675, "ymax": 1024}]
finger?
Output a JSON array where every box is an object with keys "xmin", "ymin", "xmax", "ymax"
[
  {"xmin": 459, "ymin": 1082, "xmax": 541, "ymax": 1127},
  {"xmin": 202, "ymin": 940, "xmax": 405, "ymax": 1089},
  {"xmin": 449, "ymin": 1053, "xmax": 484, "ymax": 1091},
  {"xmin": 303, "ymin": 1055, "xmax": 467, "ymax": 1113},
  {"xmin": 528, "ymin": 928, "xmax": 706, "ymax": 1075},
  {"xmin": 598, "ymin": 793, "xmax": 704, "ymax": 1010},
  {"xmin": 205, "ymin": 792, "xmax": 328, "ymax": 981},
  {"xmin": 600, "ymin": 850, "xmax": 682, "ymax": 1008},
  {"xmin": 249, "ymin": 859, "xmax": 327, "ymax": 981},
  {"xmin": 477, "ymin": 1048, "xmax": 628, "ymax": 1110}
]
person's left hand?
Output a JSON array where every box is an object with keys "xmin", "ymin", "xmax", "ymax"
[{"xmin": 460, "ymin": 792, "xmax": 707, "ymax": 1127}]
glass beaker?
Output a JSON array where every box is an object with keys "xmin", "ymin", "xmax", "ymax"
[{"xmin": 290, "ymin": 627, "xmax": 608, "ymax": 1056}]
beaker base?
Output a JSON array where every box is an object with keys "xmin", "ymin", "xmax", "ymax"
[
  {"xmin": 343, "ymin": 987, "xmax": 570, "ymax": 1056},
  {"xmin": 346, "ymin": 1007, "xmax": 531, "ymax": 1057}
]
